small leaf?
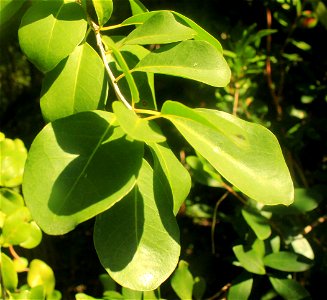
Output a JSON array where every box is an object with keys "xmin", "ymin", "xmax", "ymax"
[
  {"xmin": 13, "ymin": 257, "xmax": 28, "ymax": 273},
  {"xmin": 124, "ymin": 11, "xmax": 196, "ymax": 45},
  {"xmin": 133, "ymin": 40, "xmax": 231, "ymax": 87},
  {"xmin": 171, "ymin": 260, "xmax": 194, "ymax": 300},
  {"xmin": 18, "ymin": 0, "xmax": 87, "ymax": 72},
  {"xmin": 241, "ymin": 209, "xmax": 271, "ymax": 240},
  {"xmin": 41, "ymin": 42, "xmax": 108, "ymax": 122},
  {"xmin": 291, "ymin": 235, "xmax": 314, "ymax": 260},
  {"xmin": 92, "ymin": 0, "xmax": 113, "ymax": 26},
  {"xmin": 19, "ymin": 221, "xmax": 43, "ymax": 249},
  {"xmin": 227, "ymin": 272, "xmax": 253, "ymax": 300},
  {"xmin": 193, "ymin": 276, "xmax": 206, "ymax": 300},
  {"xmin": 233, "ymin": 245, "xmax": 266, "ymax": 275},
  {"xmin": 263, "ymin": 252, "xmax": 313, "ymax": 272},
  {"xmin": 0, "ymin": 253, "xmax": 18, "ymax": 292},
  {"xmin": 23, "ymin": 111, "xmax": 143, "ymax": 235},
  {"xmin": 94, "ymin": 160, "xmax": 180, "ymax": 291},
  {"xmin": 161, "ymin": 101, "xmax": 294, "ymax": 206},
  {"xmin": 269, "ymin": 277, "xmax": 311, "ymax": 300},
  {"xmin": 148, "ymin": 142, "xmax": 191, "ymax": 214},
  {"xmin": 0, "ymin": 135, "xmax": 27, "ymax": 187},
  {"xmin": 0, "ymin": 188, "xmax": 24, "ymax": 215},
  {"xmin": 27, "ymin": 259, "xmax": 55, "ymax": 296},
  {"xmin": 112, "ymin": 101, "xmax": 165, "ymax": 143}
]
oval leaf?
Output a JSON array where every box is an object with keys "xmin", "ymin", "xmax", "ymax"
[
  {"xmin": 94, "ymin": 160, "xmax": 180, "ymax": 291},
  {"xmin": 161, "ymin": 101, "xmax": 294, "ymax": 206},
  {"xmin": 269, "ymin": 277, "xmax": 311, "ymax": 300},
  {"xmin": 263, "ymin": 252, "xmax": 313, "ymax": 272},
  {"xmin": 112, "ymin": 101, "xmax": 166, "ymax": 142},
  {"xmin": 241, "ymin": 209, "xmax": 271, "ymax": 240},
  {"xmin": 92, "ymin": 0, "xmax": 113, "ymax": 26},
  {"xmin": 233, "ymin": 245, "xmax": 266, "ymax": 275},
  {"xmin": 23, "ymin": 111, "xmax": 143, "ymax": 235},
  {"xmin": 124, "ymin": 11, "xmax": 196, "ymax": 45},
  {"xmin": 41, "ymin": 42, "xmax": 108, "ymax": 122},
  {"xmin": 133, "ymin": 40, "xmax": 231, "ymax": 87},
  {"xmin": 1, "ymin": 253, "xmax": 18, "ymax": 292},
  {"xmin": 18, "ymin": 0, "xmax": 87, "ymax": 73},
  {"xmin": 171, "ymin": 260, "xmax": 194, "ymax": 300}
]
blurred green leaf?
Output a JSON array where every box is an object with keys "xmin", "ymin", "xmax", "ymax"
[
  {"xmin": 227, "ymin": 272, "xmax": 253, "ymax": 300},
  {"xmin": 193, "ymin": 276, "xmax": 206, "ymax": 300},
  {"xmin": 171, "ymin": 260, "xmax": 194, "ymax": 300},
  {"xmin": 1, "ymin": 253, "xmax": 18, "ymax": 292}
]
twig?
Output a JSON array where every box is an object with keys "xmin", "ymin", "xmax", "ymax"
[
  {"xmin": 303, "ymin": 214, "xmax": 327, "ymax": 235},
  {"xmin": 91, "ymin": 21, "xmax": 132, "ymax": 110}
]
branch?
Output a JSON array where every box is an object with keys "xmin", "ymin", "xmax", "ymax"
[{"xmin": 91, "ymin": 21, "xmax": 133, "ymax": 110}]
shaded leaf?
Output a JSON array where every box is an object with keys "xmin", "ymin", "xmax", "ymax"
[
  {"xmin": 23, "ymin": 111, "xmax": 143, "ymax": 235},
  {"xmin": 41, "ymin": 42, "xmax": 108, "ymax": 122},
  {"xmin": 269, "ymin": 277, "xmax": 311, "ymax": 300},
  {"xmin": 193, "ymin": 276, "xmax": 206, "ymax": 300},
  {"xmin": 227, "ymin": 272, "xmax": 253, "ymax": 300},
  {"xmin": 94, "ymin": 160, "xmax": 180, "ymax": 291},
  {"xmin": 161, "ymin": 101, "xmax": 294, "ymax": 205},
  {"xmin": 18, "ymin": 0, "xmax": 87, "ymax": 73},
  {"xmin": 133, "ymin": 40, "xmax": 231, "ymax": 87},
  {"xmin": 148, "ymin": 142, "xmax": 191, "ymax": 214}
]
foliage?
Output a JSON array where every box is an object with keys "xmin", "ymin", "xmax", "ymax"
[
  {"xmin": 1, "ymin": 0, "xmax": 326, "ymax": 299},
  {"xmin": 0, "ymin": 132, "xmax": 61, "ymax": 300}
]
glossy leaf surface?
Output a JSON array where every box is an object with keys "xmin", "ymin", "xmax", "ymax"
[
  {"xmin": 23, "ymin": 111, "xmax": 143, "ymax": 235},
  {"xmin": 18, "ymin": 0, "xmax": 87, "ymax": 73},
  {"xmin": 124, "ymin": 11, "xmax": 196, "ymax": 45},
  {"xmin": 161, "ymin": 101, "xmax": 294, "ymax": 205},
  {"xmin": 112, "ymin": 101, "xmax": 165, "ymax": 142},
  {"xmin": 41, "ymin": 42, "xmax": 108, "ymax": 122},
  {"xmin": 94, "ymin": 160, "xmax": 180, "ymax": 291},
  {"xmin": 133, "ymin": 40, "xmax": 231, "ymax": 87}
]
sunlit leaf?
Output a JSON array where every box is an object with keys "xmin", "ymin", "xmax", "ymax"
[
  {"xmin": 161, "ymin": 101, "xmax": 294, "ymax": 205},
  {"xmin": 133, "ymin": 40, "xmax": 231, "ymax": 87},
  {"xmin": 228, "ymin": 272, "xmax": 253, "ymax": 300},
  {"xmin": 171, "ymin": 260, "xmax": 194, "ymax": 300},
  {"xmin": 23, "ymin": 111, "xmax": 143, "ymax": 235},
  {"xmin": 18, "ymin": 0, "xmax": 87, "ymax": 72},
  {"xmin": 28, "ymin": 259, "xmax": 55, "ymax": 295},
  {"xmin": 1, "ymin": 253, "xmax": 18, "ymax": 292},
  {"xmin": 41, "ymin": 42, "xmax": 108, "ymax": 122},
  {"xmin": 241, "ymin": 209, "xmax": 271, "ymax": 240},
  {"xmin": 94, "ymin": 160, "xmax": 180, "ymax": 291},
  {"xmin": 92, "ymin": 0, "xmax": 113, "ymax": 26}
]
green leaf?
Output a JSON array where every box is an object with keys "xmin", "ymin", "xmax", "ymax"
[
  {"xmin": 99, "ymin": 273, "xmax": 116, "ymax": 292},
  {"xmin": 19, "ymin": 221, "xmax": 43, "ymax": 249},
  {"xmin": 133, "ymin": 40, "xmax": 231, "ymax": 87},
  {"xmin": 193, "ymin": 276, "xmax": 206, "ymax": 300},
  {"xmin": 0, "ymin": 134, "xmax": 27, "ymax": 187},
  {"xmin": 0, "ymin": 253, "xmax": 18, "ymax": 292},
  {"xmin": 94, "ymin": 160, "xmax": 180, "ymax": 291},
  {"xmin": 143, "ymin": 290, "xmax": 159, "ymax": 300},
  {"xmin": 112, "ymin": 101, "xmax": 165, "ymax": 143},
  {"xmin": 2, "ymin": 207, "xmax": 31, "ymax": 246},
  {"xmin": 122, "ymin": 287, "xmax": 143, "ymax": 300},
  {"xmin": 128, "ymin": 0, "xmax": 148, "ymax": 15},
  {"xmin": 92, "ymin": 0, "xmax": 113, "ymax": 26},
  {"xmin": 171, "ymin": 260, "xmax": 194, "ymax": 300},
  {"xmin": 227, "ymin": 272, "xmax": 253, "ymax": 300},
  {"xmin": 171, "ymin": 11, "xmax": 223, "ymax": 53},
  {"xmin": 27, "ymin": 259, "xmax": 55, "ymax": 296},
  {"xmin": 148, "ymin": 142, "xmax": 191, "ymax": 215},
  {"xmin": 0, "ymin": 0, "xmax": 25, "ymax": 27},
  {"xmin": 233, "ymin": 245, "xmax": 266, "ymax": 275},
  {"xmin": 124, "ymin": 11, "xmax": 196, "ymax": 45},
  {"xmin": 23, "ymin": 111, "xmax": 143, "ymax": 235},
  {"xmin": 269, "ymin": 277, "xmax": 311, "ymax": 300},
  {"xmin": 18, "ymin": 0, "xmax": 87, "ymax": 73},
  {"xmin": 291, "ymin": 235, "xmax": 314, "ymax": 260},
  {"xmin": 241, "ymin": 209, "xmax": 271, "ymax": 240},
  {"xmin": 40, "ymin": 42, "xmax": 108, "ymax": 122},
  {"xmin": 263, "ymin": 252, "xmax": 313, "ymax": 272},
  {"xmin": 0, "ymin": 188, "xmax": 24, "ymax": 215},
  {"xmin": 161, "ymin": 101, "xmax": 294, "ymax": 206},
  {"xmin": 75, "ymin": 293, "xmax": 100, "ymax": 300},
  {"xmin": 103, "ymin": 291, "xmax": 124, "ymax": 299}
]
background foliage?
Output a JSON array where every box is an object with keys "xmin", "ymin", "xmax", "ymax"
[{"xmin": 1, "ymin": 0, "xmax": 327, "ymax": 299}]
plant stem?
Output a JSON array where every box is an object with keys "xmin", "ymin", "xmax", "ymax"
[{"xmin": 91, "ymin": 21, "xmax": 132, "ymax": 110}]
